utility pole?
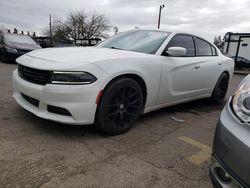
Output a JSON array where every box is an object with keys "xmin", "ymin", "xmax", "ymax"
[
  {"xmin": 157, "ymin": 5, "xmax": 165, "ymax": 29},
  {"xmin": 49, "ymin": 14, "xmax": 52, "ymax": 45}
]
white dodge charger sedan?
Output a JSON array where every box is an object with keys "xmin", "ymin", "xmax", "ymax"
[{"xmin": 13, "ymin": 29, "xmax": 234, "ymax": 135}]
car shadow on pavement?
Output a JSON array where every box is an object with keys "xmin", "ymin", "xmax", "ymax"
[
  {"xmin": 27, "ymin": 98, "xmax": 226, "ymax": 138},
  {"xmin": 0, "ymin": 58, "xmax": 16, "ymax": 64},
  {"xmin": 145, "ymin": 98, "xmax": 225, "ymax": 117}
]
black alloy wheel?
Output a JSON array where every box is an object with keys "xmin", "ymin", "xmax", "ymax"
[{"xmin": 96, "ymin": 78, "xmax": 144, "ymax": 135}]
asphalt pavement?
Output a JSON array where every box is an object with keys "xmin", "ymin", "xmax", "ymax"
[{"xmin": 0, "ymin": 61, "xmax": 245, "ymax": 187}]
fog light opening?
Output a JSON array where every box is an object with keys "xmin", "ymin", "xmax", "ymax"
[
  {"xmin": 215, "ymin": 167, "xmax": 232, "ymax": 183},
  {"xmin": 47, "ymin": 105, "xmax": 72, "ymax": 116}
]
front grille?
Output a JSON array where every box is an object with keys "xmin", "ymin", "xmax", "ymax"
[
  {"xmin": 21, "ymin": 93, "xmax": 39, "ymax": 107},
  {"xmin": 18, "ymin": 64, "xmax": 51, "ymax": 85}
]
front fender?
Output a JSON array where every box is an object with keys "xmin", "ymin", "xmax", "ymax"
[{"xmin": 94, "ymin": 57, "xmax": 162, "ymax": 109}]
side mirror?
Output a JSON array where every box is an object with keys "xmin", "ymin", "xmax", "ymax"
[{"xmin": 166, "ymin": 47, "xmax": 187, "ymax": 57}]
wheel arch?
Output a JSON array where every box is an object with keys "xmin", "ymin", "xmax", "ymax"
[
  {"xmin": 222, "ymin": 71, "xmax": 230, "ymax": 79},
  {"xmin": 212, "ymin": 71, "xmax": 230, "ymax": 90},
  {"xmin": 100, "ymin": 73, "xmax": 148, "ymax": 107}
]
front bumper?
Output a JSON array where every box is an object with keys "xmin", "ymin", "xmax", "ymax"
[
  {"xmin": 210, "ymin": 100, "xmax": 250, "ymax": 187},
  {"xmin": 210, "ymin": 157, "xmax": 243, "ymax": 188},
  {"xmin": 12, "ymin": 70, "xmax": 98, "ymax": 125},
  {"xmin": 3, "ymin": 50, "xmax": 22, "ymax": 61}
]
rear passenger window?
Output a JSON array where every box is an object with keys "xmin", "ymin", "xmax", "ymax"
[
  {"xmin": 167, "ymin": 35, "xmax": 195, "ymax": 56},
  {"xmin": 195, "ymin": 38, "xmax": 212, "ymax": 56},
  {"xmin": 211, "ymin": 45, "xmax": 217, "ymax": 56}
]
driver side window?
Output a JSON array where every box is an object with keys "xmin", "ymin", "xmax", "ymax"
[{"xmin": 167, "ymin": 35, "xmax": 195, "ymax": 57}]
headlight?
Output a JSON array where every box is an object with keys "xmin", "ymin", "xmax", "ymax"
[
  {"xmin": 50, "ymin": 71, "xmax": 97, "ymax": 85},
  {"xmin": 232, "ymin": 77, "xmax": 250, "ymax": 122},
  {"xmin": 5, "ymin": 46, "xmax": 18, "ymax": 53}
]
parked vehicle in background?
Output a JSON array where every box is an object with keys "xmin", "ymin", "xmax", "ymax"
[
  {"xmin": 224, "ymin": 32, "xmax": 250, "ymax": 69},
  {"xmin": 210, "ymin": 75, "xmax": 250, "ymax": 188},
  {"xmin": 13, "ymin": 29, "xmax": 234, "ymax": 135},
  {"xmin": 35, "ymin": 37, "xmax": 53, "ymax": 48},
  {"xmin": 231, "ymin": 56, "xmax": 250, "ymax": 69},
  {"xmin": 0, "ymin": 33, "xmax": 41, "ymax": 62},
  {"xmin": 76, "ymin": 38, "xmax": 102, "ymax": 47}
]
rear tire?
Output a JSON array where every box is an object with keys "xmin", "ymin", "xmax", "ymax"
[
  {"xmin": 210, "ymin": 73, "xmax": 229, "ymax": 105},
  {"xmin": 96, "ymin": 78, "xmax": 144, "ymax": 135}
]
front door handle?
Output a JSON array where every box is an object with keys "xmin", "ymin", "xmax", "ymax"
[
  {"xmin": 218, "ymin": 62, "xmax": 222, "ymax": 65},
  {"xmin": 194, "ymin": 65, "xmax": 200, "ymax": 69}
]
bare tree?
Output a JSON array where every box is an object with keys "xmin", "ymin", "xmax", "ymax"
[
  {"xmin": 32, "ymin": 32, "xmax": 36, "ymax": 38},
  {"xmin": 214, "ymin": 35, "xmax": 224, "ymax": 50},
  {"xmin": 43, "ymin": 11, "xmax": 111, "ymax": 43},
  {"xmin": 43, "ymin": 17, "xmax": 69, "ymax": 43},
  {"xmin": 0, "ymin": 25, "xmax": 4, "ymax": 37},
  {"xmin": 113, "ymin": 26, "xmax": 119, "ymax": 35},
  {"xmin": 64, "ymin": 12, "xmax": 83, "ymax": 42},
  {"xmin": 64, "ymin": 11, "xmax": 110, "ymax": 41},
  {"xmin": 84, "ymin": 12, "xmax": 110, "ymax": 39},
  {"xmin": 0, "ymin": 25, "xmax": 6, "ymax": 33},
  {"xmin": 13, "ymin": 28, "xmax": 18, "ymax": 34}
]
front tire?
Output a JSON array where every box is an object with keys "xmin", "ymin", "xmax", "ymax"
[
  {"xmin": 96, "ymin": 78, "xmax": 144, "ymax": 135},
  {"xmin": 210, "ymin": 73, "xmax": 229, "ymax": 104}
]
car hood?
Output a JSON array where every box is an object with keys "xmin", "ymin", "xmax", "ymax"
[
  {"xmin": 17, "ymin": 47, "xmax": 153, "ymax": 70},
  {"xmin": 5, "ymin": 41, "xmax": 41, "ymax": 51},
  {"xmin": 26, "ymin": 47, "xmax": 150, "ymax": 64}
]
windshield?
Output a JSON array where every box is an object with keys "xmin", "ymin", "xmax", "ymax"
[
  {"xmin": 98, "ymin": 30, "xmax": 170, "ymax": 54},
  {"xmin": 4, "ymin": 33, "xmax": 37, "ymax": 45}
]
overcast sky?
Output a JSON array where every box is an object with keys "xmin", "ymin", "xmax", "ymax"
[{"xmin": 1, "ymin": 0, "xmax": 250, "ymax": 41}]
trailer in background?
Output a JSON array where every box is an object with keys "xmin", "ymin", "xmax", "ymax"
[
  {"xmin": 76, "ymin": 38, "xmax": 102, "ymax": 47},
  {"xmin": 223, "ymin": 32, "xmax": 250, "ymax": 69}
]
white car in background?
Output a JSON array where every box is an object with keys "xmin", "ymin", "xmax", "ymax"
[{"xmin": 13, "ymin": 29, "xmax": 234, "ymax": 135}]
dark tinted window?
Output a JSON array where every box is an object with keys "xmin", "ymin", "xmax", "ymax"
[
  {"xmin": 211, "ymin": 45, "xmax": 217, "ymax": 56},
  {"xmin": 195, "ymin": 38, "xmax": 212, "ymax": 56},
  {"xmin": 167, "ymin": 35, "xmax": 195, "ymax": 56}
]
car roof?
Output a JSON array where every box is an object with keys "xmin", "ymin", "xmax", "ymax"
[
  {"xmin": 134, "ymin": 29, "xmax": 214, "ymax": 44},
  {"xmin": 134, "ymin": 28, "xmax": 192, "ymax": 35},
  {"xmin": 4, "ymin": 33, "xmax": 28, "ymax": 37},
  {"xmin": 4, "ymin": 33, "xmax": 34, "ymax": 40}
]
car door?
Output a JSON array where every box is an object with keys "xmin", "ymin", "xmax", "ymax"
[
  {"xmin": 157, "ymin": 34, "xmax": 211, "ymax": 105},
  {"xmin": 193, "ymin": 37, "xmax": 222, "ymax": 94}
]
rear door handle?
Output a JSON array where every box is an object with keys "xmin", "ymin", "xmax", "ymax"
[
  {"xmin": 218, "ymin": 62, "xmax": 222, "ymax": 65},
  {"xmin": 194, "ymin": 65, "xmax": 200, "ymax": 69}
]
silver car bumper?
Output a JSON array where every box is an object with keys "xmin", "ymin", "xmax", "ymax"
[{"xmin": 210, "ymin": 100, "xmax": 250, "ymax": 187}]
